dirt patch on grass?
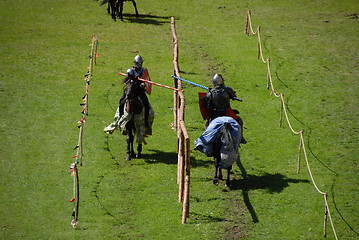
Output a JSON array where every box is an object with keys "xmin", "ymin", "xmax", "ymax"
[{"xmin": 222, "ymin": 195, "xmax": 253, "ymax": 239}]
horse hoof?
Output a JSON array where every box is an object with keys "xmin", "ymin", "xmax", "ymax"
[
  {"xmin": 126, "ymin": 155, "xmax": 131, "ymax": 161},
  {"xmin": 136, "ymin": 153, "xmax": 142, "ymax": 159},
  {"xmin": 213, "ymin": 178, "xmax": 219, "ymax": 186},
  {"xmin": 225, "ymin": 181, "xmax": 231, "ymax": 188}
]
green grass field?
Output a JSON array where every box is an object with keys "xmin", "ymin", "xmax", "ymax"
[{"xmin": 1, "ymin": 0, "xmax": 358, "ymax": 239}]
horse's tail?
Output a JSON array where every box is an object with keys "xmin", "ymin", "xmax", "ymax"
[{"xmin": 221, "ymin": 123, "xmax": 235, "ymax": 150}]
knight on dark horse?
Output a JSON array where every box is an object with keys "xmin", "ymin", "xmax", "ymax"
[
  {"xmin": 195, "ymin": 74, "xmax": 246, "ymax": 187},
  {"xmin": 104, "ymin": 55, "xmax": 154, "ymax": 160}
]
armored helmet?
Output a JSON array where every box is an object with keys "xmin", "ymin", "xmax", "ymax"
[
  {"xmin": 133, "ymin": 55, "xmax": 143, "ymax": 69},
  {"xmin": 212, "ymin": 73, "xmax": 224, "ymax": 87}
]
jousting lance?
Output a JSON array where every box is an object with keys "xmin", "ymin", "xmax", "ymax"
[
  {"xmin": 171, "ymin": 75, "xmax": 209, "ymax": 90},
  {"xmin": 119, "ymin": 73, "xmax": 184, "ymax": 92},
  {"xmin": 171, "ymin": 75, "xmax": 243, "ymax": 101}
]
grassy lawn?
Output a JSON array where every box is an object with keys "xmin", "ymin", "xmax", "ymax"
[{"xmin": 1, "ymin": 0, "xmax": 358, "ymax": 239}]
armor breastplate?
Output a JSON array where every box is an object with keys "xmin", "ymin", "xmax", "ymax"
[
  {"xmin": 134, "ymin": 67, "xmax": 145, "ymax": 79},
  {"xmin": 211, "ymin": 87, "xmax": 231, "ymax": 112}
]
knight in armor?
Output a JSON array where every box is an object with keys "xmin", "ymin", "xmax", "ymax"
[
  {"xmin": 119, "ymin": 55, "xmax": 152, "ymax": 127},
  {"xmin": 205, "ymin": 74, "xmax": 247, "ymax": 143},
  {"xmin": 104, "ymin": 55, "xmax": 152, "ymax": 133}
]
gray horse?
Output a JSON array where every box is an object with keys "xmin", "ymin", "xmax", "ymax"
[{"xmin": 195, "ymin": 116, "xmax": 242, "ymax": 187}]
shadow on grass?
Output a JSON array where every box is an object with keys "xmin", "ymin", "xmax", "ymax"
[
  {"xmin": 230, "ymin": 159, "xmax": 310, "ymax": 223},
  {"xmin": 142, "ymin": 149, "xmax": 177, "ymax": 164},
  {"xmin": 122, "ymin": 14, "xmax": 171, "ymax": 25},
  {"xmin": 143, "ymin": 149, "xmax": 212, "ymax": 167},
  {"xmin": 284, "ymin": 101, "xmax": 338, "ymax": 175},
  {"xmin": 189, "ymin": 212, "xmax": 226, "ymax": 223},
  {"xmin": 331, "ymin": 178, "xmax": 359, "ymax": 237}
]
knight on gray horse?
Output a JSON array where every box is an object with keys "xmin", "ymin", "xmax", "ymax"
[
  {"xmin": 195, "ymin": 73, "xmax": 247, "ymax": 187},
  {"xmin": 195, "ymin": 116, "xmax": 242, "ymax": 187}
]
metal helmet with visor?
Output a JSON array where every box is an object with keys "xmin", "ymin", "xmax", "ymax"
[{"xmin": 212, "ymin": 73, "xmax": 224, "ymax": 87}]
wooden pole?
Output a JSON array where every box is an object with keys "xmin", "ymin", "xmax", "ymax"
[{"xmin": 180, "ymin": 121, "xmax": 190, "ymax": 223}]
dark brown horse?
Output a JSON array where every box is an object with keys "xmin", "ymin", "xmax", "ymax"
[
  {"xmin": 122, "ymin": 78, "xmax": 143, "ymax": 160},
  {"xmin": 120, "ymin": 78, "xmax": 154, "ymax": 160},
  {"xmin": 100, "ymin": 0, "xmax": 139, "ymax": 21}
]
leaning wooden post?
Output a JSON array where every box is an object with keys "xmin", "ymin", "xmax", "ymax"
[
  {"xmin": 297, "ymin": 130, "xmax": 304, "ymax": 174},
  {"xmin": 323, "ymin": 193, "xmax": 329, "ymax": 237},
  {"xmin": 178, "ymin": 128, "xmax": 184, "ymax": 202},
  {"xmin": 180, "ymin": 120, "xmax": 190, "ymax": 223},
  {"xmin": 279, "ymin": 94, "xmax": 284, "ymax": 128},
  {"xmin": 178, "ymin": 93, "xmax": 186, "ymax": 201}
]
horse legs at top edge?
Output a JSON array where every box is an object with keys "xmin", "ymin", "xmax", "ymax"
[
  {"xmin": 108, "ymin": 0, "xmax": 118, "ymax": 21},
  {"xmin": 119, "ymin": 1, "xmax": 124, "ymax": 21},
  {"xmin": 131, "ymin": 0, "xmax": 139, "ymax": 17}
]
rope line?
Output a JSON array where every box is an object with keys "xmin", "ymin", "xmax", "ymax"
[
  {"xmin": 245, "ymin": 9, "xmax": 338, "ymax": 239},
  {"xmin": 69, "ymin": 35, "xmax": 99, "ymax": 229}
]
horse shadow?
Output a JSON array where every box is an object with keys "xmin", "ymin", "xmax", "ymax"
[
  {"xmin": 122, "ymin": 14, "xmax": 171, "ymax": 25},
  {"xmin": 229, "ymin": 159, "xmax": 310, "ymax": 223},
  {"xmin": 139, "ymin": 149, "xmax": 177, "ymax": 164}
]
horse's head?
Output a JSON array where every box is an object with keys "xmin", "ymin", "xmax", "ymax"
[{"xmin": 124, "ymin": 79, "xmax": 143, "ymax": 114}]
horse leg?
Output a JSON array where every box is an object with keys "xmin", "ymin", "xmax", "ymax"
[
  {"xmin": 225, "ymin": 166, "xmax": 232, "ymax": 188},
  {"xmin": 115, "ymin": 0, "xmax": 120, "ymax": 19},
  {"xmin": 126, "ymin": 127, "xmax": 135, "ymax": 161},
  {"xmin": 107, "ymin": 2, "xmax": 110, "ymax": 14},
  {"xmin": 119, "ymin": 1, "xmax": 124, "ymax": 21},
  {"xmin": 131, "ymin": 0, "xmax": 139, "ymax": 17},
  {"xmin": 136, "ymin": 144, "xmax": 142, "ymax": 158},
  {"xmin": 213, "ymin": 167, "xmax": 219, "ymax": 185},
  {"xmin": 213, "ymin": 156, "xmax": 220, "ymax": 186},
  {"xmin": 109, "ymin": 0, "xmax": 117, "ymax": 21}
]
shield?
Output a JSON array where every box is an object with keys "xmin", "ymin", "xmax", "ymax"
[{"xmin": 198, "ymin": 92, "xmax": 210, "ymax": 120}]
